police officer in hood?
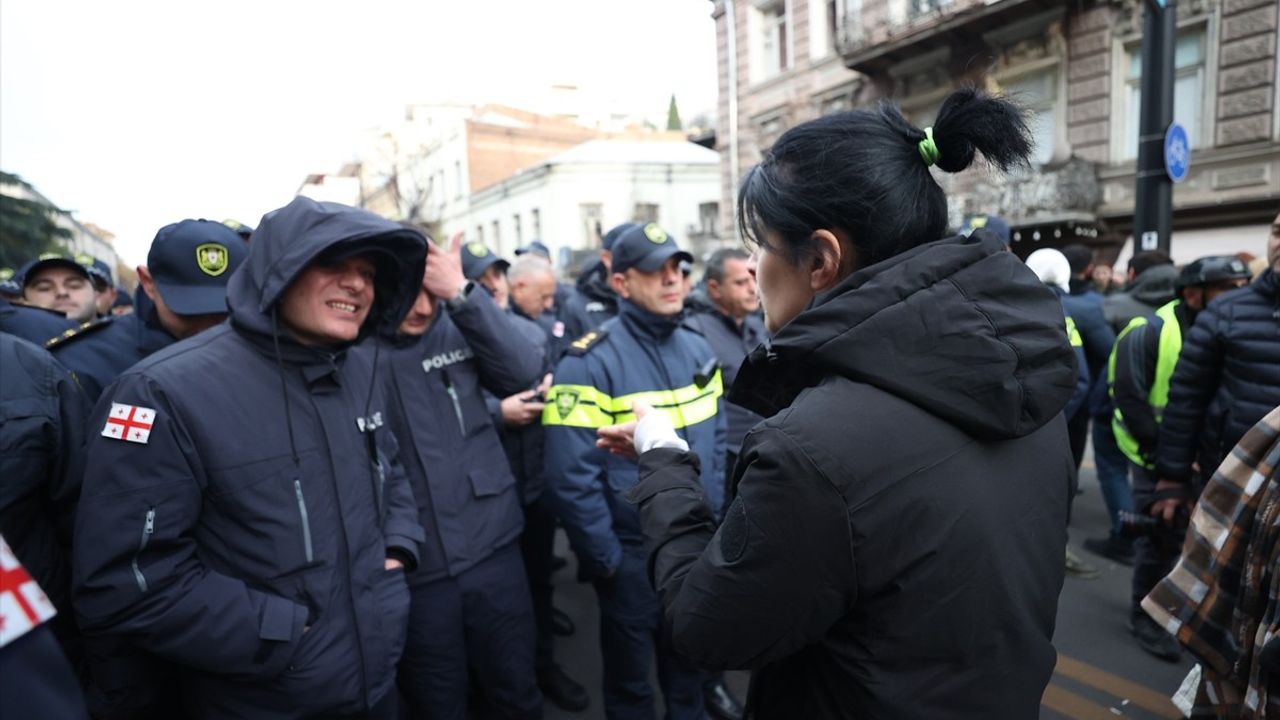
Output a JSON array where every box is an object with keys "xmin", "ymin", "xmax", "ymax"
[
  {"xmin": 361, "ymin": 234, "xmax": 544, "ymax": 719},
  {"xmin": 73, "ymin": 197, "xmax": 426, "ymax": 720},
  {"xmin": 544, "ymin": 222, "xmax": 726, "ymax": 720},
  {"xmin": 602, "ymin": 89, "xmax": 1076, "ymax": 718},
  {"xmin": 50, "ymin": 219, "xmax": 249, "ymax": 401}
]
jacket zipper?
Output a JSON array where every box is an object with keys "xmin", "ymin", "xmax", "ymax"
[
  {"xmin": 132, "ymin": 507, "xmax": 156, "ymax": 592},
  {"xmin": 442, "ymin": 370, "xmax": 466, "ymax": 434},
  {"xmin": 294, "ymin": 479, "xmax": 314, "ymax": 563}
]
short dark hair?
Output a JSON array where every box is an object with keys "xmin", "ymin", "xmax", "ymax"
[
  {"xmin": 737, "ymin": 87, "xmax": 1032, "ymax": 270},
  {"xmin": 704, "ymin": 247, "xmax": 751, "ymax": 284},
  {"xmin": 1129, "ymin": 250, "xmax": 1173, "ymax": 278},
  {"xmin": 1060, "ymin": 244, "xmax": 1094, "ymax": 277}
]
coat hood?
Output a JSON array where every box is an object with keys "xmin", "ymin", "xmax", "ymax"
[
  {"xmin": 227, "ymin": 197, "xmax": 426, "ymax": 347},
  {"xmin": 733, "ymin": 231, "xmax": 1077, "ymax": 441}
]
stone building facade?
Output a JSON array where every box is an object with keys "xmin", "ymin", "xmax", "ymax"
[{"xmin": 711, "ymin": 0, "xmax": 1279, "ymax": 264}]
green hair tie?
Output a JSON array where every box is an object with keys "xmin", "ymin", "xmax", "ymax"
[{"xmin": 917, "ymin": 127, "xmax": 940, "ymax": 167}]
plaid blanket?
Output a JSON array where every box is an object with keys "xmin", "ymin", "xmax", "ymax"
[{"xmin": 1143, "ymin": 405, "xmax": 1280, "ymax": 719}]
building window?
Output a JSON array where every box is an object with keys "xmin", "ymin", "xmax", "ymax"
[
  {"xmin": 1121, "ymin": 29, "xmax": 1205, "ymax": 161},
  {"xmin": 454, "ymin": 161, "xmax": 462, "ymax": 199},
  {"xmin": 1002, "ymin": 66, "xmax": 1058, "ymax": 165},
  {"xmin": 579, "ymin": 203, "xmax": 603, "ymax": 248},
  {"xmin": 633, "ymin": 203, "xmax": 660, "ymax": 224},
  {"xmin": 699, "ymin": 202, "xmax": 720, "ymax": 237},
  {"xmin": 492, "ymin": 220, "xmax": 501, "ymax": 246},
  {"xmin": 909, "ymin": 0, "xmax": 951, "ymax": 22},
  {"xmin": 531, "ymin": 208, "xmax": 541, "ymax": 238},
  {"xmin": 475, "ymin": 225, "xmax": 484, "ymax": 242},
  {"xmin": 808, "ymin": 0, "xmax": 840, "ymax": 60},
  {"xmin": 763, "ymin": 5, "xmax": 789, "ymax": 77},
  {"xmin": 513, "ymin": 214, "xmax": 523, "ymax": 244}
]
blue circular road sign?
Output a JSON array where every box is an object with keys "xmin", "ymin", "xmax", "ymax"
[{"xmin": 1165, "ymin": 123, "xmax": 1190, "ymax": 183}]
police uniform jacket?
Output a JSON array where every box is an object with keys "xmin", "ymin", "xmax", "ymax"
[
  {"xmin": 1110, "ymin": 300, "xmax": 1193, "ymax": 465},
  {"xmin": 1157, "ymin": 269, "xmax": 1280, "ymax": 484},
  {"xmin": 543, "ymin": 299, "xmax": 726, "ymax": 578},
  {"xmin": 683, "ymin": 308, "xmax": 766, "ymax": 452},
  {"xmin": 72, "ymin": 198, "xmax": 427, "ymax": 719},
  {"xmin": 628, "ymin": 232, "xmax": 1077, "ymax": 719},
  {"xmin": 0, "ymin": 333, "xmax": 88, "ymax": 658},
  {"xmin": 487, "ymin": 308, "xmax": 552, "ymax": 507},
  {"xmin": 365, "ymin": 288, "xmax": 542, "ymax": 585},
  {"xmin": 48, "ymin": 289, "xmax": 177, "ymax": 402},
  {"xmin": 0, "ymin": 298, "xmax": 75, "ymax": 346}
]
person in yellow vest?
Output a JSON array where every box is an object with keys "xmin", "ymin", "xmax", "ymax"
[{"xmin": 1108, "ymin": 254, "xmax": 1251, "ymax": 662}]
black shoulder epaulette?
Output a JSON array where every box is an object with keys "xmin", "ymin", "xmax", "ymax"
[
  {"xmin": 566, "ymin": 329, "xmax": 607, "ymax": 356},
  {"xmin": 45, "ymin": 316, "xmax": 114, "ymax": 350}
]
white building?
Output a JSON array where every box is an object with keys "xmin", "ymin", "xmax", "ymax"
[
  {"xmin": 464, "ymin": 139, "xmax": 725, "ymax": 270},
  {"xmin": 1, "ymin": 176, "xmax": 119, "ymax": 277}
]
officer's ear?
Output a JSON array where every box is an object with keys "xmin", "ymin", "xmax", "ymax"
[
  {"xmin": 809, "ymin": 229, "xmax": 856, "ymax": 292},
  {"xmin": 136, "ymin": 265, "xmax": 159, "ymax": 302},
  {"xmin": 609, "ymin": 271, "xmax": 629, "ymax": 299}
]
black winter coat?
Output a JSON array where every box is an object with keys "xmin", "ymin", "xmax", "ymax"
[
  {"xmin": 48, "ymin": 289, "xmax": 177, "ymax": 402},
  {"xmin": 1156, "ymin": 270, "xmax": 1280, "ymax": 483},
  {"xmin": 562, "ymin": 261, "xmax": 618, "ymax": 339},
  {"xmin": 72, "ymin": 197, "xmax": 428, "ymax": 719},
  {"xmin": 629, "ymin": 232, "xmax": 1076, "ymax": 719},
  {"xmin": 0, "ymin": 298, "xmax": 75, "ymax": 345},
  {"xmin": 0, "ymin": 333, "xmax": 88, "ymax": 660}
]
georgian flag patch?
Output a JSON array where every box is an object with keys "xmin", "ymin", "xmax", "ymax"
[
  {"xmin": 0, "ymin": 535, "xmax": 57, "ymax": 648},
  {"xmin": 102, "ymin": 402, "xmax": 157, "ymax": 444}
]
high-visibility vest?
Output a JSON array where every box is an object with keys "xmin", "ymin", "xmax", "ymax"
[
  {"xmin": 1108, "ymin": 300, "xmax": 1183, "ymax": 468},
  {"xmin": 1066, "ymin": 316, "xmax": 1082, "ymax": 348}
]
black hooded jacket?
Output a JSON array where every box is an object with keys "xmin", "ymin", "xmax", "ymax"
[
  {"xmin": 562, "ymin": 260, "xmax": 618, "ymax": 339},
  {"xmin": 630, "ymin": 232, "xmax": 1076, "ymax": 719},
  {"xmin": 73, "ymin": 198, "xmax": 427, "ymax": 719}
]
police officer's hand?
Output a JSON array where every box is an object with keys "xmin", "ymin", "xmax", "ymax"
[
  {"xmin": 1149, "ymin": 479, "xmax": 1193, "ymax": 525},
  {"xmin": 597, "ymin": 404, "xmax": 644, "ymax": 459},
  {"xmin": 502, "ymin": 390, "xmax": 545, "ymax": 426},
  {"xmin": 424, "ymin": 231, "xmax": 466, "ymax": 301}
]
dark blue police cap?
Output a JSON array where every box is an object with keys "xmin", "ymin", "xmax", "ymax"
[
  {"xmin": 0, "ymin": 267, "xmax": 19, "ymax": 297},
  {"xmin": 148, "ymin": 219, "xmax": 249, "ymax": 315},
  {"xmin": 601, "ymin": 223, "xmax": 639, "ymax": 252},
  {"xmin": 609, "ymin": 223, "xmax": 693, "ymax": 275},
  {"xmin": 515, "ymin": 240, "xmax": 551, "ymax": 259},
  {"xmin": 460, "ymin": 241, "xmax": 509, "ymax": 281},
  {"xmin": 18, "ymin": 252, "xmax": 95, "ymax": 288},
  {"xmin": 960, "ymin": 214, "xmax": 1011, "ymax": 245}
]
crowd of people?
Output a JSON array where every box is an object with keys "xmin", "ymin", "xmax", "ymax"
[{"xmin": 1, "ymin": 87, "xmax": 1278, "ymax": 719}]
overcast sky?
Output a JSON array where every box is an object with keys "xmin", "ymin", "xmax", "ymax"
[{"xmin": 1, "ymin": 0, "xmax": 719, "ymax": 265}]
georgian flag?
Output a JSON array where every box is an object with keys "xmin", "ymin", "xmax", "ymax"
[
  {"xmin": 0, "ymin": 535, "xmax": 57, "ymax": 648},
  {"xmin": 102, "ymin": 402, "xmax": 157, "ymax": 444}
]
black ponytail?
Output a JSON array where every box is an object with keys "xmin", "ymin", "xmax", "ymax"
[{"xmin": 738, "ymin": 87, "xmax": 1032, "ymax": 269}]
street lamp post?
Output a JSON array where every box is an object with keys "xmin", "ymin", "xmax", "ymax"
[{"xmin": 1132, "ymin": 0, "xmax": 1178, "ymax": 255}]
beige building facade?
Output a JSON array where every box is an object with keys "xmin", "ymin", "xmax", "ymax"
[{"xmin": 712, "ymin": 0, "xmax": 1279, "ymax": 265}]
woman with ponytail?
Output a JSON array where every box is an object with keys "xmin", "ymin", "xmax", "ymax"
[{"xmin": 598, "ymin": 88, "xmax": 1080, "ymax": 718}]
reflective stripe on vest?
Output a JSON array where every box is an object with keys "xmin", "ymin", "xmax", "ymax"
[
  {"xmin": 1065, "ymin": 316, "xmax": 1083, "ymax": 348},
  {"xmin": 1109, "ymin": 300, "xmax": 1183, "ymax": 468},
  {"xmin": 542, "ymin": 369, "xmax": 724, "ymax": 429}
]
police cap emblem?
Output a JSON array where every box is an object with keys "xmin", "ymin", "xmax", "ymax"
[
  {"xmin": 466, "ymin": 242, "xmax": 489, "ymax": 258},
  {"xmin": 196, "ymin": 243, "xmax": 229, "ymax": 277},
  {"xmin": 643, "ymin": 224, "xmax": 668, "ymax": 244}
]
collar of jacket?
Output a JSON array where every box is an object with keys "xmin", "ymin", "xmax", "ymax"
[
  {"xmin": 1257, "ymin": 268, "xmax": 1278, "ymax": 299},
  {"xmin": 232, "ymin": 318, "xmax": 347, "ymax": 387},
  {"xmin": 618, "ymin": 298, "xmax": 680, "ymax": 341},
  {"xmin": 576, "ymin": 262, "xmax": 617, "ymax": 304}
]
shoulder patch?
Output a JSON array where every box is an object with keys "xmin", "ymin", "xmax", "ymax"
[
  {"xmin": 566, "ymin": 329, "xmax": 607, "ymax": 356},
  {"xmin": 45, "ymin": 316, "xmax": 114, "ymax": 350}
]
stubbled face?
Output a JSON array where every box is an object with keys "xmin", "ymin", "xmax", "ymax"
[
  {"xmin": 24, "ymin": 266, "xmax": 97, "ymax": 322},
  {"xmin": 710, "ymin": 256, "xmax": 759, "ymax": 320},
  {"xmin": 613, "ymin": 257, "xmax": 686, "ymax": 317},
  {"xmin": 477, "ymin": 265, "xmax": 510, "ymax": 310},
  {"xmin": 279, "ymin": 255, "xmax": 376, "ymax": 346},
  {"xmin": 753, "ymin": 230, "xmax": 813, "ymax": 334},
  {"xmin": 1268, "ymin": 212, "xmax": 1280, "ymax": 273},
  {"xmin": 511, "ymin": 270, "xmax": 556, "ymax": 318}
]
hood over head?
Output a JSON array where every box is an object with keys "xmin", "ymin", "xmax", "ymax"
[
  {"xmin": 1125, "ymin": 263, "xmax": 1178, "ymax": 305},
  {"xmin": 227, "ymin": 197, "xmax": 427, "ymax": 347},
  {"xmin": 734, "ymin": 230, "xmax": 1077, "ymax": 441}
]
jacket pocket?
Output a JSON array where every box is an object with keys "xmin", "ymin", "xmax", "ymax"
[
  {"xmin": 131, "ymin": 507, "xmax": 156, "ymax": 592},
  {"xmin": 293, "ymin": 478, "xmax": 313, "ymax": 564},
  {"xmin": 467, "ymin": 465, "xmax": 517, "ymax": 498}
]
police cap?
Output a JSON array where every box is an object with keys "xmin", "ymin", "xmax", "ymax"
[
  {"xmin": 1176, "ymin": 255, "xmax": 1251, "ymax": 290},
  {"xmin": 148, "ymin": 219, "xmax": 249, "ymax": 315},
  {"xmin": 609, "ymin": 223, "xmax": 693, "ymax": 275},
  {"xmin": 460, "ymin": 241, "xmax": 509, "ymax": 281}
]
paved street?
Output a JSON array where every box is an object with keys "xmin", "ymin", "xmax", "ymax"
[{"xmin": 541, "ymin": 449, "xmax": 1194, "ymax": 719}]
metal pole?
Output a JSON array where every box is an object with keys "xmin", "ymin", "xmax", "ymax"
[{"xmin": 1132, "ymin": 0, "xmax": 1177, "ymax": 255}]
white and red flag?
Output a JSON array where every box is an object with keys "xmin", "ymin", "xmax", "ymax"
[
  {"xmin": 101, "ymin": 402, "xmax": 157, "ymax": 444},
  {"xmin": 0, "ymin": 535, "xmax": 58, "ymax": 647}
]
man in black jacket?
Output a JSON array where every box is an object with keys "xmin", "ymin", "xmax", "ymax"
[
  {"xmin": 1152, "ymin": 212, "xmax": 1280, "ymax": 533},
  {"xmin": 1103, "ymin": 251, "xmax": 1176, "ymax": 332},
  {"xmin": 562, "ymin": 223, "xmax": 635, "ymax": 338},
  {"xmin": 74, "ymin": 198, "xmax": 426, "ymax": 719},
  {"xmin": 369, "ymin": 234, "xmax": 544, "ymax": 719}
]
